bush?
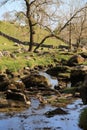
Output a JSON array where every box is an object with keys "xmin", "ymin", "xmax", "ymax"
[{"xmin": 79, "ymin": 108, "xmax": 87, "ymax": 130}]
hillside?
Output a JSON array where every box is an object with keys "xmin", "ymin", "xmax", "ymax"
[{"xmin": 0, "ymin": 21, "xmax": 63, "ymax": 48}]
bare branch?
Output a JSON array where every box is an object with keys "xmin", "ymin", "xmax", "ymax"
[
  {"xmin": 59, "ymin": 5, "xmax": 87, "ymax": 33},
  {"xmin": 30, "ymin": 0, "xmax": 37, "ymax": 6},
  {"xmin": 0, "ymin": 0, "xmax": 8, "ymax": 6}
]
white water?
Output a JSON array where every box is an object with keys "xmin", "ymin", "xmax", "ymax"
[{"xmin": 39, "ymin": 71, "xmax": 58, "ymax": 89}]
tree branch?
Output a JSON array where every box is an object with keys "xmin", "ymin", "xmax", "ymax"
[
  {"xmin": 34, "ymin": 33, "xmax": 69, "ymax": 52},
  {"xmin": 59, "ymin": 5, "xmax": 87, "ymax": 33}
]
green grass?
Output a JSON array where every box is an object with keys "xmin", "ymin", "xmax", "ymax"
[
  {"xmin": 0, "ymin": 21, "xmax": 71, "ymax": 72},
  {"xmin": 0, "ymin": 21, "xmax": 29, "ymax": 41},
  {"xmin": 0, "ymin": 57, "xmax": 24, "ymax": 72},
  {"xmin": 0, "ymin": 21, "xmax": 64, "ymax": 46},
  {"xmin": 0, "ymin": 36, "xmax": 17, "ymax": 51},
  {"xmin": 0, "ymin": 49, "xmax": 72, "ymax": 72}
]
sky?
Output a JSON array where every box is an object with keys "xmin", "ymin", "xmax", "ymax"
[
  {"xmin": 0, "ymin": 0, "xmax": 24, "ymax": 20},
  {"xmin": 0, "ymin": 0, "xmax": 87, "ymax": 21}
]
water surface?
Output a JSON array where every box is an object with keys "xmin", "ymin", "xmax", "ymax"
[{"xmin": 0, "ymin": 98, "xmax": 86, "ymax": 130}]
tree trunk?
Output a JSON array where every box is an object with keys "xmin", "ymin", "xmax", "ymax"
[
  {"xmin": 28, "ymin": 19, "xmax": 34, "ymax": 51},
  {"xmin": 25, "ymin": 0, "xmax": 34, "ymax": 52},
  {"xmin": 68, "ymin": 21, "xmax": 72, "ymax": 51},
  {"xmin": 34, "ymin": 34, "xmax": 53, "ymax": 52},
  {"xmin": 76, "ymin": 38, "xmax": 80, "ymax": 51}
]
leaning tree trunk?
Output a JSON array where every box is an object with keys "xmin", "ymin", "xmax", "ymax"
[
  {"xmin": 34, "ymin": 34, "xmax": 69, "ymax": 52},
  {"xmin": 34, "ymin": 35, "xmax": 53, "ymax": 52}
]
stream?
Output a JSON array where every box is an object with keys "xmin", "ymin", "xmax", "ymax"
[
  {"xmin": 0, "ymin": 72, "xmax": 86, "ymax": 130},
  {"xmin": 0, "ymin": 98, "xmax": 86, "ymax": 130}
]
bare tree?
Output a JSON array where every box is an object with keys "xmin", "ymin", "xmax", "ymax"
[
  {"xmin": 2, "ymin": 12, "xmax": 12, "ymax": 21},
  {"xmin": 0, "ymin": 0, "xmax": 61, "ymax": 51},
  {"xmin": 53, "ymin": 0, "xmax": 87, "ymax": 51},
  {"xmin": 0, "ymin": 0, "xmax": 87, "ymax": 52},
  {"xmin": 34, "ymin": 3, "xmax": 87, "ymax": 52},
  {"xmin": 72, "ymin": 8, "xmax": 87, "ymax": 50}
]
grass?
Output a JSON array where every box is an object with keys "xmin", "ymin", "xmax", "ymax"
[
  {"xmin": 0, "ymin": 49, "xmax": 72, "ymax": 72},
  {"xmin": 0, "ymin": 21, "xmax": 76, "ymax": 72},
  {"xmin": 0, "ymin": 57, "xmax": 25, "ymax": 72},
  {"xmin": 0, "ymin": 21, "xmax": 64, "ymax": 46},
  {"xmin": 0, "ymin": 36, "xmax": 15, "ymax": 51}
]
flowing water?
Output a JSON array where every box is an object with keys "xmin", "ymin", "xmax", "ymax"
[
  {"xmin": 0, "ymin": 98, "xmax": 86, "ymax": 130},
  {"xmin": 0, "ymin": 72, "xmax": 86, "ymax": 130},
  {"xmin": 39, "ymin": 71, "xmax": 58, "ymax": 89}
]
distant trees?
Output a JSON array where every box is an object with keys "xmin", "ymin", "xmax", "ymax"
[
  {"xmin": 2, "ymin": 12, "xmax": 12, "ymax": 21},
  {"xmin": 58, "ymin": 0, "xmax": 87, "ymax": 51}
]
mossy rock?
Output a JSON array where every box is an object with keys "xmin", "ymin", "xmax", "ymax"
[
  {"xmin": 79, "ymin": 108, "xmax": 87, "ymax": 130},
  {"xmin": 21, "ymin": 73, "xmax": 51, "ymax": 88}
]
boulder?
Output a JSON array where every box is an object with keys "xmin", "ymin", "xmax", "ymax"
[
  {"xmin": 0, "ymin": 74, "xmax": 10, "ymax": 91},
  {"xmin": 10, "ymin": 53, "xmax": 16, "ymax": 59},
  {"xmin": 22, "ymin": 67, "xmax": 30, "ymax": 75},
  {"xmin": 67, "ymin": 55, "xmax": 84, "ymax": 66},
  {"xmin": 70, "ymin": 65, "xmax": 87, "ymax": 87},
  {"xmin": 79, "ymin": 75, "xmax": 87, "ymax": 104},
  {"xmin": 5, "ymin": 69, "xmax": 14, "ymax": 78},
  {"xmin": 7, "ymin": 83, "xmax": 17, "ymax": 90},
  {"xmin": 14, "ymin": 42, "xmax": 20, "ymax": 47},
  {"xmin": 6, "ymin": 90, "xmax": 30, "ymax": 105},
  {"xmin": 7, "ymin": 80, "xmax": 25, "ymax": 92},
  {"xmin": 21, "ymin": 73, "xmax": 51, "ymax": 89},
  {"xmin": 80, "ymin": 52, "xmax": 87, "ymax": 58},
  {"xmin": 0, "ymin": 99, "xmax": 9, "ymax": 108},
  {"xmin": 34, "ymin": 65, "xmax": 45, "ymax": 71},
  {"xmin": 2, "ymin": 51, "xmax": 10, "ymax": 57}
]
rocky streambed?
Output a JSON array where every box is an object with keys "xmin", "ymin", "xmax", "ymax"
[
  {"xmin": 0, "ymin": 61, "xmax": 87, "ymax": 129},
  {"xmin": 0, "ymin": 98, "xmax": 86, "ymax": 130}
]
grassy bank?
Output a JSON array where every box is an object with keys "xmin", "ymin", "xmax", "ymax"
[
  {"xmin": 0, "ymin": 21, "xmax": 71, "ymax": 72},
  {"xmin": 0, "ymin": 49, "xmax": 71, "ymax": 72}
]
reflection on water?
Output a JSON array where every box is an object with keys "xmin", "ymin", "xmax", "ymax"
[{"xmin": 0, "ymin": 98, "xmax": 86, "ymax": 130}]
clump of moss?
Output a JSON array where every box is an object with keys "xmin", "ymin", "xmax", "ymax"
[{"xmin": 79, "ymin": 108, "xmax": 87, "ymax": 130}]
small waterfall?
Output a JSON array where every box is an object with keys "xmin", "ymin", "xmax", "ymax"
[{"xmin": 39, "ymin": 71, "xmax": 58, "ymax": 89}]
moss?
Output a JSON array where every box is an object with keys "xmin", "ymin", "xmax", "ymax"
[
  {"xmin": 79, "ymin": 108, "xmax": 87, "ymax": 130},
  {"xmin": 61, "ymin": 87, "xmax": 78, "ymax": 94}
]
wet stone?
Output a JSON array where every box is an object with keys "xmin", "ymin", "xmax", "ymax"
[{"xmin": 45, "ymin": 108, "xmax": 68, "ymax": 118}]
